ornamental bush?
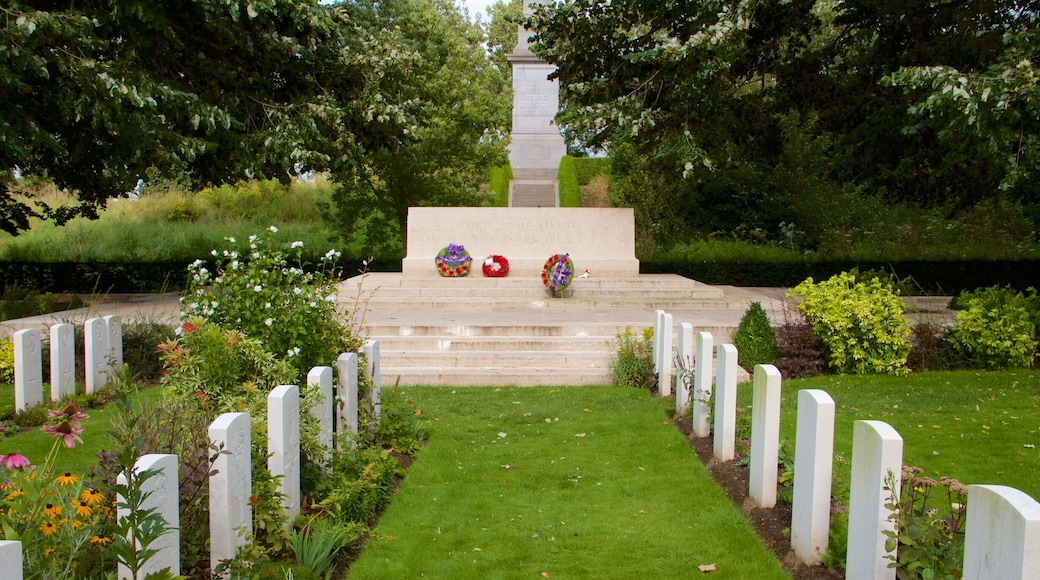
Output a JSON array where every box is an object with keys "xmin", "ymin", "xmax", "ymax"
[
  {"xmin": 609, "ymin": 327, "xmax": 655, "ymax": 390},
  {"xmin": 182, "ymin": 227, "xmax": 359, "ymax": 376},
  {"xmin": 947, "ymin": 285, "xmax": 1038, "ymax": 368},
  {"xmin": 732, "ymin": 302, "xmax": 779, "ymax": 372},
  {"xmin": 790, "ymin": 272, "xmax": 911, "ymax": 374},
  {"xmin": 0, "ymin": 339, "xmax": 13, "ymax": 383}
]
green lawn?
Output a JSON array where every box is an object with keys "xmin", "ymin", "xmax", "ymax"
[
  {"xmin": 0, "ymin": 385, "xmax": 163, "ymax": 474},
  {"xmin": 349, "ymin": 386, "xmax": 790, "ymax": 579},
  {"xmin": 740, "ymin": 369, "xmax": 1040, "ymax": 501}
]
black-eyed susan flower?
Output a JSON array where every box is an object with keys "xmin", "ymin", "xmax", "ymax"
[
  {"xmin": 89, "ymin": 535, "xmax": 112, "ymax": 545},
  {"xmin": 80, "ymin": 488, "xmax": 104, "ymax": 506},
  {"xmin": 55, "ymin": 472, "xmax": 80, "ymax": 487},
  {"xmin": 74, "ymin": 501, "xmax": 92, "ymax": 518},
  {"xmin": 44, "ymin": 503, "xmax": 63, "ymax": 518},
  {"xmin": 39, "ymin": 521, "xmax": 58, "ymax": 536}
]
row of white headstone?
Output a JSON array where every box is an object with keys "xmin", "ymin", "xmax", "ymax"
[
  {"xmin": 11, "ymin": 317, "xmax": 124, "ymax": 411},
  {"xmin": 2, "ymin": 334, "xmax": 382, "ymax": 580},
  {"xmin": 652, "ymin": 310, "xmax": 1040, "ymax": 580}
]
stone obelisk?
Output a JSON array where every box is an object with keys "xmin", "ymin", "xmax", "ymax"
[{"xmin": 506, "ymin": 1, "xmax": 567, "ymax": 207}]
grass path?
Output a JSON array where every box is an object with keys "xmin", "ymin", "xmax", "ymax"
[{"xmin": 348, "ymin": 386, "xmax": 789, "ymax": 579}]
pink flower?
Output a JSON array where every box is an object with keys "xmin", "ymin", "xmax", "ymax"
[
  {"xmin": 1, "ymin": 453, "xmax": 30, "ymax": 470},
  {"xmin": 43, "ymin": 422, "xmax": 84, "ymax": 448},
  {"xmin": 47, "ymin": 405, "xmax": 89, "ymax": 430}
]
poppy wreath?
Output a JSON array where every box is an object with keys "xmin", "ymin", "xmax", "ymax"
[
  {"xmin": 541, "ymin": 253, "xmax": 574, "ymax": 297},
  {"xmin": 435, "ymin": 243, "xmax": 472, "ymax": 277},
  {"xmin": 482, "ymin": 255, "xmax": 509, "ymax": 278}
]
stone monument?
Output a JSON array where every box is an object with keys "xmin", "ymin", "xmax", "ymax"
[{"xmin": 507, "ymin": 1, "xmax": 567, "ymax": 207}]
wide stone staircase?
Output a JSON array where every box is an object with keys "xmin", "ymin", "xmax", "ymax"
[{"xmin": 337, "ymin": 273, "xmax": 789, "ymax": 387}]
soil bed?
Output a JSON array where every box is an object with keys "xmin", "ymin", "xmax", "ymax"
[{"xmin": 673, "ymin": 416, "xmax": 843, "ymax": 580}]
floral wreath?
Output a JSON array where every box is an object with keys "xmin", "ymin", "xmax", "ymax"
[
  {"xmin": 482, "ymin": 255, "xmax": 509, "ymax": 278},
  {"xmin": 435, "ymin": 243, "xmax": 472, "ymax": 277},
  {"xmin": 541, "ymin": 253, "xmax": 574, "ymax": 297}
]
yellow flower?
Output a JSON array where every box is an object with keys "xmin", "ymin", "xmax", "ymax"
[
  {"xmin": 89, "ymin": 535, "xmax": 112, "ymax": 545},
  {"xmin": 80, "ymin": 488, "xmax": 105, "ymax": 506},
  {"xmin": 71, "ymin": 518, "xmax": 88, "ymax": 529},
  {"xmin": 44, "ymin": 503, "xmax": 63, "ymax": 518},
  {"xmin": 5, "ymin": 488, "xmax": 24, "ymax": 500},
  {"xmin": 75, "ymin": 501, "xmax": 92, "ymax": 518},
  {"xmin": 40, "ymin": 521, "xmax": 58, "ymax": 536},
  {"xmin": 56, "ymin": 472, "xmax": 80, "ymax": 487}
]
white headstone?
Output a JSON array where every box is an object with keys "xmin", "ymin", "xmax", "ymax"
[
  {"xmin": 963, "ymin": 485, "xmax": 1040, "ymax": 580},
  {"xmin": 653, "ymin": 310, "xmax": 665, "ymax": 374},
  {"xmin": 846, "ymin": 420, "xmax": 903, "ymax": 580},
  {"xmin": 307, "ymin": 366, "xmax": 334, "ymax": 454},
  {"xmin": 0, "ymin": 540, "xmax": 22, "ymax": 580},
  {"xmin": 104, "ymin": 315, "xmax": 123, "ymax": 374},
  {"xmin": 336, "ymin": 353, "xmax": 359, "ymax": 437},
  {"xmin": 675, "ymin": 323, "xmax": 694, "ymax": 415},
  {"xmin": 713, "ymin": 344, "xmax": 738, "ymax": 462},
  {"xmin": 791, "ymin": 389, "xmax": 836, "ymax": 565},
  {"xmin": 362, "ymin": 340, "xmax": 381, "ymax": 422},
  {"xmin": 49, "ymin": 323, "xmax": 75, "ymax": 401},
  {"xmin": 117, "ymin": 453, "xmax": 180, "ymax": 579},
  {"xmin": 84, "ymin": 318, "xmax": 108, "ymax": 393},
  {"xmin": 268, "ymin": 385, "xmax": 300, "ymax": 532},
  {"xmin": 209, "ymin": 412, "xmax": 251, "ymax": 574},
  {"xmin": 749, "ymin": 364, "xmax": 782, "ymax": 508},
  {"xmin": 657, "ymin": 313, "xmax": 673, "ymax": 397},
  {"xmin": 691, "ymin": 332, "xmax": 714, "ymax": 437},
  {"xmin": 13, "ymin": 329, "xmax": 42, "ymax": 412}
]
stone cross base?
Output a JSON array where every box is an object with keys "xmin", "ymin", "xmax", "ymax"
[{"xmin": 403, "ymin": 207, "xmax": 639, "ymax": 278}]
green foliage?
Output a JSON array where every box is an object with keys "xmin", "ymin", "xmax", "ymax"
[
  {"xmin": 572, "ymin": 157, "xmax": 612, "ymax": 186},
  {"xmin": 557, "ymin": 155, "xmax": 581, "ymax": 207},
  {"xmin": 370, "ymin": 387, "xmax": 428, "ymax": 455},
  {"xmin": 488, "ymin": 164, "xmax": 513, "ymax": 207},
  {"xmin": 312, "ymin": 447, "xmax": 402, "ymax": 525},
  {"xmin": 609, "ymin": 327, "xmax": 655, "ymax": 390},
  {"xmin": 732, "ymin": 302, "xmax": 779, "ymax": 372},
  {"xmin": 0, "ymin": 286, "xmax": 83, "ymax": 322},
  {"xmin": 182, "ymin": 228, "xmax": 358, "ymax": 376},
  {"xmin": 790, "ymin": 272, "xmax": 911, "ymax": 375},
  {"xmin": 289, "ymin": 519, "xmax": 363, "ymax": 578},
  {"xmin": 0, "ymin": 339, "xmax": 12, "ymax": 383},
  {"xmin": 884, "ymin": 467, "xmax": 968, "ymax": 580},
  {"xmin": 947, "ymin": 286, "xmax": 1039, "ymax": 368}
]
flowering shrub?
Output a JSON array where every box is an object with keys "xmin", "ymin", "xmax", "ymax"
[
  {"xmin": 609, "ymin": 327, "xmax": 655, "ymax": 390},
  {"xmin": 182, "ymin": 227, "xmax": 359, "ymax": 376},
  {"xmin": 790, "ymin": 272, "xmax": 911, "ymax": 374},
  {"xmin": 884, "ymin": 466, "xmax": 968, "ymax": 580}
]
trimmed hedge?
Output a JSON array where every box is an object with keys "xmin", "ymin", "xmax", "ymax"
[
  {"xmin": 557, "ymin": 155, "xmax": 581, "ymax": 207},
  {"xmin": 640, "ymin": 258, "xmax": 1040, "ymax": 294},
  {"xmin": 0, "ymin": 257, "xmax": 404, "ymax": 294},
  {"xmin": 489, "ymin": 164, "xmax": 512, "ymax": 207}
]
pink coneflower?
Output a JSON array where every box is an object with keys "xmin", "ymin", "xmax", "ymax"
[
  {"xmin": 1, "ymin": 453, "xmax": 30, "ymax": 470},
  {"xmin": 47, "ymin": 405, "xmax": 89, "ymax": 430},
  {"xmin": 43, "ymin": 422, "xmax": 84, "ymax": 448}
]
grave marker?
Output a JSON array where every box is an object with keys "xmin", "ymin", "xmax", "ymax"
[
  {"xmin": 104, "ymin": 315, "xmax": 123, "ymax": 374},
  {"xmin": 749, "ymin": 364, "xmax": 781, "ymax": 508},
  {"xmin": 791, "ymin": 389, "xmax": 835, "ymax": 565},
  {"xmin": 307, "ymin": 366, "xmax": 334, "ymax": 453},
  {"xmin": 118, "ymin": 454, "xmax": 180, "ymax": 579},
  {"xmin": 84, "ymin": 318, "xmax": 108, "ymax": 393},
  {"xmin": 209, "ymin": 412, "xmax": 251, "ymax": 574},
  {"xmin": 49, "ymin": 323, "xmax": 75, "ymax": 401},
  {"xmin": 675, "ymin": 323, "xmax": 694, "ymax": 414},
  {"xmin": 336, "ymin": 353, "xmax": 359, "ymax": 437},
  {"xmin": 846, "ymin": 420, "xmax": 903, "ymax": 580},
  {"xmin": 0, "ymin": 541, "xmax": 22, "ymax": 580},
  {"xmin": 713, "ymin": 343, "xmax": 738, "ymax": 462},
  {"xmin": 268, "ymin": 385, "xmax": 300, "ymax": 531},
  {"xmin": 657, "ymin": 313, "xmax": 673, "ymax": 397},
  {"xmin": 363, "ymin": 340, "xmax": 381, "ymax": 422},
  {"xmin": 691, "ymin": 331, "xmax": 714, "ymax": 437},
  {"xmin": 963, "ymin": 484, "xmax": 1040, "ymax": 579},
  {"xmin": 13, "ymin": 329, "xmax": 42, "ymax": 412},
  {"xmin": 653, "ymin": 310, "xmax": 665, "ymax": 374}
]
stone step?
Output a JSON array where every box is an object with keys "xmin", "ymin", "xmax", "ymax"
[
  {"xmin": 350, "ymin": 297, "xmax": 756, "ymax": 310},
  {"xmin": 377, "ymin": 336, "xmax": 610, "ymax": 352},
  {"xmin": 366, "ymin": 323, "xmax": 735, "ymax": 343},
  {"xmin": 380, "ymin": 366, "xmax": 614, "ymax": 387},
  {"xmin": 384, "ymin": 350, "xmax": 610, "ymax": 369},
  {"xmin": 354, "ymin": 272, "xmax": 726, "ymax": 290}
]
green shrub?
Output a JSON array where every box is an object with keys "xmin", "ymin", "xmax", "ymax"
[
  {"xmin": 558, "ymin": 155, "xmax": 581, "ymax": 207},
  {"xmin": 121, "ymin": 319, "xmax": 177, "ymax": 383},
  {"xmin": 790, "ymin": 272, "xmax": 911, "ymax": 374},
  {"xmin": 488, "ymin": 164, "xmax": 512, "ymax": 207},
  {"xmin": 0, "ymin": 339, "xmax": 13, "ymax": 383},
  {"xmin": 884, "ymin": 466, "xmax": 968, "ymax": 580},
  {"xmin": 947, "ymin": 286, "xmax": 1038, "ymax": 368},
  {"xmin": 732, "ymin": 302, "xmax": 779, "ymax": 372},
  {"xmin": 609, "ymin": 327, "xmax": 655, "ymax": 390}
]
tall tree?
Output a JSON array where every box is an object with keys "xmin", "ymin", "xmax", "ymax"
[
  {"xmin": 0, "ymin": 0, "xmax": 413, "ymax": 235},
  {"xmin": 326, "ymin": 0, "xmax": 511, "ymax": 252}
]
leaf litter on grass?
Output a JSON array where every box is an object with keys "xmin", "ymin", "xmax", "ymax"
[{"xmin": 347, "ymin": 386, "xmax": 790, "ymax": 580}]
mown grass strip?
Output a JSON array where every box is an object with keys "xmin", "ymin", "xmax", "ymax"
[{"xmin": 349, "ymin": 386, "xmax": 789, "ymax": 579}]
